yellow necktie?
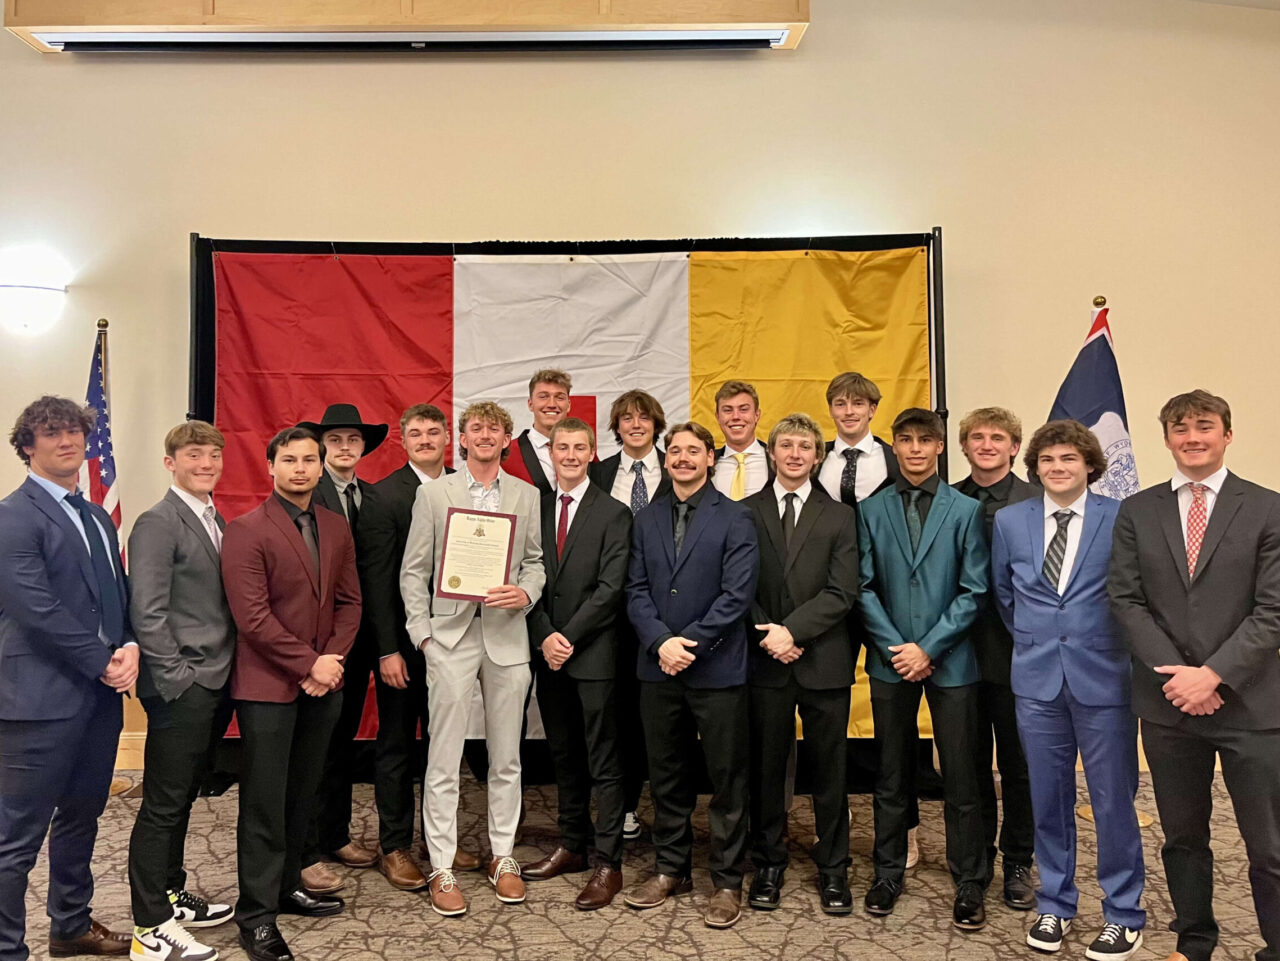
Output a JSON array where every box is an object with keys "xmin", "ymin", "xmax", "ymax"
[{"xmin": 730, "ymin": 452, "xmax": 747, "ymax": 500}]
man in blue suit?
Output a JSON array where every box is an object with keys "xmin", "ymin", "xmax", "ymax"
[
  {"xmin": 622, "ymin": 421, "xmax": 759, "ymax": 930},
  {"xmin": 858, "ymin": 407, "xmax": 990, "ymax": 930},
  {"xmin": 993, "ymin": 420, "xmax": 1145, "ymax": 959},
  {"xmin": 0, "ymin": 396, "xmax": 137, "ymax": 961}
]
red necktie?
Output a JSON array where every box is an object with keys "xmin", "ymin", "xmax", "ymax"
[
  {"xmin": 1186, "ymin": 482, "xmax": 1208, "ymax": 578},
  {"xmin": 556, "ymin": 493, "xmax": 573, "ymax": 558}
]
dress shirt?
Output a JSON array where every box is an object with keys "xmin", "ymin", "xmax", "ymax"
[
  {"xmin": 1171, "ymin": 466, "xmax": 1228, "ymax": 539},
  {"xmin": 326, "ymin": 467, "xmax": 362, "ymax": 521},
  {"xmin": 772, "ymin": 478, "xmax": 812, "ymax": 518},
  {"xmin": 464, "ymin": 465, "xmax": 502, "ymax": 513},
  {"xmin": 895, "ymin": 473, "xmax": 941, "ymax": 528},
  {"xmin": 170, "ymin": 484, "xmax": 221, "ymax": 551},
  {"xmin": 818, "ymin": 433, "xmax": 889, "ymax": 503},
  {"xmin": 611, "ymin": 448, "xmax": 662, "ymax": 505},
  {"xmin": 670, "ymin": 481, "xmax": 710, "ymax": 536},
  {"xmin": 1042, "ymin": 491, "xmax": 1087, "ymax": 594},
  {"xmin": 712, "ymin": 441, "xmax": 769, "ymax": 498},
  {"xmin": 556, "ymin": 479, "xmax": 589, "ymax": 533},
  {"xmin": 409, "ymin": 462, "xmax": 445, "ymax": 486},
  {"xmin": 530, "ymin": 429, "xmax": 555, "ymax": 487},
  {"xmin": 274, "ymin": 492, "xmax": 320, "ymax": 542}
]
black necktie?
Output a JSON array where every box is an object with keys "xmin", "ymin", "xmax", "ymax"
[
  {"xmin": 296, "ymin": 511, "xmax": 321, "ymax": 576},
  {"xmin": 630, "ymin": 461, "xmax": 649, "ymax": 514},
  {"xmin": 343, "ymin": 483, "xmax": 359, "ymax": 532},
  {"xmin": 840, "ymin": 448, "xmax": 859, "ymax": 506},
  {"xmin": 782, "ymin": 492, "xmax": 798, "ymax": 548},
  {"xmin": 674, "ymin": 502, "xmax": 690, "ymax": 556},
  {"xmin": 1043, "ymin": 509, "xmax": 1073, "ymax": 592},
  {"xmin": 65, "ymin": 492, "xmax": 123, "ymax": 646}
]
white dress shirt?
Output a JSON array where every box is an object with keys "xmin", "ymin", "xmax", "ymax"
[
  {"xmin": 611, "ymin": 448, "xmax": 662, "ymax": 505},
  {"xmin": 1043, "ymin": 490, "xmax": 1088, "ymax": 594},
  {"xmin": 409, "ymin": 462, "xmax": 445, "ymax": 486},
  {"xmin": 555, "ymin": 478, "xmax": 589, "ymax": 533},
  {"xmin": 712, "ymin": 440, "xmax": 769, "ymax": 498},
  {"xmin": 772, "ymin": 478, "xmax": 811, "ymax": 518},
  {"xmin": 1171, "ymin": 465, "xmax": 1228, "ymax": 539},
  {"xmin": 529, "ymin": 429, "xmax": 555, "ymax": 486},
  {"xmin": 170, "ymin": 484, "xmax": 221, "ymax": 552},
  {"xmin": 817, "ymin": 433, "xmax": 889, "ymax": 503}
]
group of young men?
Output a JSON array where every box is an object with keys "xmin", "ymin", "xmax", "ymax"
[{"xmin": 0, "ymin": 370, "xmax": 1276, "ymax": 961}]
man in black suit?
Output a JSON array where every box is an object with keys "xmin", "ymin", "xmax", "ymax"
[
  {"xmin": 502, "ymin": 368, "xmax": 573, "ymax": 494},
  {"xmin": 712, "ymin": 380, "xmax": 773, "ymax": 500},
  {"xmin": 744, "ymin": 413, "xmax": 860, "ymax": 916},
  {"xmin": 296, "ymin": 404, "xmax": 388, "ymax": 891},
  {"xmin": 589, "ymin": 388, "xmax": 672, "ymax": 840},
  {"xmin": 953, "ymin": 407, "xmax": 1037, "ymax": 912},
  {"xmin": 521, "ymin": 418, "xmax": 632, "ymax": 909},
  {"xmin": 1110, "ymin": 389, "xmax": 1280, "ymax": 961}
]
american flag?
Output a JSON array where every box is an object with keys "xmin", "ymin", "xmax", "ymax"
[{"xmin": 79, "ymin": 326, "xmax": 121, "ymax": 528}]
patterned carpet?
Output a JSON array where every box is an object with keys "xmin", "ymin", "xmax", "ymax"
[{"xmin": 21, "ymin": 773, "xmax": 1266, "ymax": 961}]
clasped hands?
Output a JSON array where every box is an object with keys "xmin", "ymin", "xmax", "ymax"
[
  {"xmin": 658, "ymin": 636, "xmax": 697, "ymax": 675},
  {"xmin": 755, "ymin": 623, "xmax": 802, "ymax": 663},
  {"xmin": 100, "ymin": 644, "xmax": 139, "ymax": 693},
  {"xmin": 888, "ymin": 642, "xmax": 933, "ymax": 682},
  {"xmin": 1155, "ymin": 663, "xmax": 1223, "ymax": 715},
  {"xmin": 301, "ymin": 653, "xmax": 345, "ymax": 697}
]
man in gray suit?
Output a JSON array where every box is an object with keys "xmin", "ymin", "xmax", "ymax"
[
  {"xmin": 400, "ymin": 401, "xmax": 545, "ymax": 918},
  {"xmin": 1110, "ymin": 389, "xmax": 1280, "ymax": 961},
  {"xmin": 126, "ymin": 421, "xmax": 237, "ymax": 961}
]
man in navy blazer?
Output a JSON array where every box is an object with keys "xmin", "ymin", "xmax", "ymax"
[
  {"xmin": 0, "ymin": 396, "xmax": 137, "ymax": 961},
  {"xmin": 993, "ymin": 421, "xmax": 1145, "ymax": 960},
  {"xmin": 622, "ymin": 421, "xmax": 759, "ymax": 930}
]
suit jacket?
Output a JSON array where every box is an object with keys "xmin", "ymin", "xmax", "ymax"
[
  {"xmin": 745, "ymin": 484, "xmax": 860, "ymax": 690},
  {"xmin": 857, "ymin": 480, "xmax": 989, "ymax": 687},
  {"xmin": 626, "ymin": 484, "xmax": 759, "ymax": 688},
  {"xmin": 400, "ymin": 469, "xmax": 545, "ymax": 666},
  {"xmin": 992, "ymin": 493, "xmax": 1129, "ymax": 706},
  {"xmin": 1109, "ymin": 472, "xmax": 1280, "ymax": 730},
  {"xmin": 314, "ymin": 469, "xmax": 368, "ymax": 521},
  {"xmin": 359, "ymin": 463, "xmax": 455, "ymax": 659},
  {"xmin": 716, "ymin": 439, "xmax": 775, "ymax": 494},
  {"xmin": 127, "ymin": 489, "xmax": 235, "ymax": 702},
  {"xmin": 527, "ymin": 483, "xmax": 633, "ymax": 681},
  {"xmin": 501, "ymin": 431, "xmax": 554, "ymax": 495},
  {"xmin": 222, "ymin": 495, "xmax": 361, "ymax": 703},
  {"xmin": 954, "ymin": 472, "xmax": 1038, "ymax": 685},
  {"xmin": 0, "ymin": 477, "xmax": 132, "ymax": 721},
  {"xmin": 589, "ymin": 449, "xmax": 672, "ymax": 504}
]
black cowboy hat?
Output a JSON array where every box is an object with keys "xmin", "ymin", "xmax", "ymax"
[{"xmin": 297, "ymin": 403, "xmax": 388, "ymax": 455}]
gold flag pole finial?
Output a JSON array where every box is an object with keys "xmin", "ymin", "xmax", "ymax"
[
  {"xmin": 97, "ymin": 317, "xmax": 109, "ymax": 331},
  {"xmin": 1093, "ymin": 295, "xmax": 1107, "ymax": 308}
]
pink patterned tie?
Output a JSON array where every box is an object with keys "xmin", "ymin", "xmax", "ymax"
[{"xmin": 1186, "ymin": 483, "xmax": 1208, "ymax": 578}]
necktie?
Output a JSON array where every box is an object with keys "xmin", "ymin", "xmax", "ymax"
[
  {"xmin": 730, "ymin": 452, "xmax": 747, "ymax": 501},
  {"xmin": 840, "ymin": 448, "xmax": 860, "ymax": 506},
  {"xmin": 342, "ymin": 483, "xmax": 359, "ymax": 532},
  {"xmin": 202, "ymin": 505, "xmax": 222, "ymax": 554},
  {"xmin": 782, "ymin": 492, "xmax": 798, "ymax": 548},
  {"xmin": 1186, "ymin": 483, "xmax": 1208, "ymax": 577},
  {"xmin": 674, "ymin": 502, "xmax": 690, "ymax": 556},
  {"xmin": 296, "ymin": 511, "xmax": 320, "ymax": 577},
  {"xmin": 1042, "ymin": 509, "xmax": 1073, "ymax": 592},
  {"xmin": 630, "ymin": 461, "xmax": 649, "ymax": 514},
  {"xmin": 556, "ymin": 493, "xmax": 573, "ymax": 558},
  {"xmin": 905, "ymin": 489, "xmax": 924, "ymax": 554},
  {"xmin": 65, "ymin": 491, "xmax": 123, "ymax": 646}
]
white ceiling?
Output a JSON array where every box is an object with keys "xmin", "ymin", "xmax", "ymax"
[{"xmin": 1190, "ymin": 0, "xmax": 1280, "ymax": 10}]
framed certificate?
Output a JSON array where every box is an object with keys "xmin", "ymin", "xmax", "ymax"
[{"xmin": 437, "ymin": 507, "xmax": 518, "ymax": 602}]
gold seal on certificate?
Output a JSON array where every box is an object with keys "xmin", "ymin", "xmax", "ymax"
[{"xmin": 437, "ymin": 507, "xmax": 518, "ymax": 602}]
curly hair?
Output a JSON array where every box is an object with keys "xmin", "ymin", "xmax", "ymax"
[
  {"xmin": 663, "ymin": 421, "xmax": 718, "ymax": 479},
  {"xmin": 9, "ymin": 395, "xmax": 96, "ymax": 466},
  {"xmin": 457, "ymin": 401, "xmax": 515, "ymax": 461},
  {"xmin": 1023, "ymin": 420, "xmax": 1107, "ymax": 484}
]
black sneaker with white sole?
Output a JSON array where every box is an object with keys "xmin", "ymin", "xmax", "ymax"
[
  {"xmin": 1026, "ymin": 913, "xmax": 1071, "ymax": 953},
  {"xmin": 169, "ymin": 890, "xmax": 233, "ymax": 928},
  {"xmin": 1084, "ymin": 923, "xmax": 1142, "ymax": 960}
]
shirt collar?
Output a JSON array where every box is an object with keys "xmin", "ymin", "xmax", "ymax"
[
  {"xmin": 273, "ymin": 490, "xmax": 312, "ymax": 520},
  {"xmin": 463, "ymin": 464, "xmax": 500, "ymax": 491},
  {"xmin": 968, "ymin": 471, "xmax": 1015, "ymax": 499},
  {"xmin": 170, "ymin": 484, "xmax": 214, "ymax": 517},
  {"xmin": 556, "ymin": 478, "xmax": 590, "ymax": 502},
  {"xmin": 325, "ymin": 466, "xmax": 357, "ymax": 493},
  {"xmin": 530, "ymin": 428, "xmax": 552, "ymax": 450},
  {"xmin": 675, "ymin": 480, "xmax": 710, "ymax": 509},
  {"xmin": 724, "ymin": 439, "xmax": 760, "ymax": 458},
  {"xmin": 409, "ymin": 462, "xmax": 432, "ymax": 485},
  {"xmin": 773, "ymin": 478, "xmax": 811, "ymax": 504},
  {"xmin": 834, "ymin": 432, "xmax": 877, "ymax": 456},
  {"xmin": 1171, "ymin": 466, "xmax": 1228, "ymax": 495},
  {"xmin": 27, "ymin": 470, "xmax": 80, "ymax": 504},
  {"xmin": 620, "ymin": 447, "xmax": 659, "ymax": 473},
  {"xmin": 1044, "ymin": 490, "xmax": 1088, "ymax": 518},
  {"xmin": 895, "ymin": 473, "xmax": 940, "ymax": 496}
]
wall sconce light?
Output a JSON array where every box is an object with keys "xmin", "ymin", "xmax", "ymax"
[{"xmin": 0, "ymin": 245, "xmax": 72, "ymax": 336}]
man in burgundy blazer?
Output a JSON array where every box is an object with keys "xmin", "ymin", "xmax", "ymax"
[{"xmin": 221, "ymin": 427, "xmax": 361, "ymax": 961}]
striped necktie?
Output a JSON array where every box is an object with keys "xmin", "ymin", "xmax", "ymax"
[{"xmin": 1042, "ymin": 509, "xmax": 1073, "ymax": 592}]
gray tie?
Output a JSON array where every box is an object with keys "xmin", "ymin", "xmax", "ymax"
[
  {"xmin": 296, "ymin": 511, "xmax": 320, "ymax": 577},
  {"xmin": 674, "ymin": 502, "xmax": 690, "ymax": 556},
  {"xmin": 905, "ymin": 489, "xmax": 924, "ymax": 554},
  {"xmin": 1042, "ymin": 509, "xmax": 1073, "ymax": 592},
  {"xmin": 202, "ymin": 505, "xmax": 222, "ymax": 554}
]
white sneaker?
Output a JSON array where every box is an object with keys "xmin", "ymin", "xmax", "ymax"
[
  {"xmin": 623, "ymin": 811, "xmax": 642, "ymax": 840},
  {"xmin": 131, "ymin": 919, "xmax": 218, "ymax": 961},
  {"xmin": 168, "ymin": 890, "xmax": 232, "ymax": 928},
  {"xmin": 905, "ymin": 827, "xmax": 920, "ymax": 869},
  {"xmin": 1084, "ymin": 923, "xmax": 1142, "ymax": 960}
]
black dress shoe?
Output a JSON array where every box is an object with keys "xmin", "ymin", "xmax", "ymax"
[
  {"xmin": 239, "ymin": 924, "xmax": 294, "ymax": 961},
  {"xmin": 1003, "ymin": 863, "xmax": 1036, "ymax": 910},
  {"xmin": 747, "ymin": 866, "xmax": 784, "ymax": 910},
  {"xmin": 864, "ymin": 877, "xmax": 902, "ymax": 916},
  {"xmin": 818, "ymin": 871, "xmax": 853, "ymax": 916},
  {"xmin": 279, "ymin": 888, "xmax": 345, "ymax": 917},
  {"xmin": 953, "ymin": 881, "xmax": 987, "ymax": 931}
]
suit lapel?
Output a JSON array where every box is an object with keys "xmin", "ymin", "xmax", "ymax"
[
  {"xmin": 653, "ymin": 495, "xmax": 678, "ymax": 568},
  {"xmin": 671, "ymin": 487, "xmax": 717, "ymax": 578},
  {"xmin": 1156, "ymin": 485, "xmax": 1192, "ymax": 590},
  {"xmin": 266, "ymin": 496, "xmax": 320, "ymax": 597},
  {"xmin": 1192, "ymin": 472, "xmax": 1243, "ymax": 580},
  {"xmin": 758, "ymin": 488, "xmax": 787, "ymax": 566},
  {"xmin": 23, "ymin": 478, "xmax": 100, "ymax": 600},
  {"xmin": 784, "ymin": 491, "xmax": 822, "ymax": 576},
  {"xmin": 165, "ymin": 489, "xmax": 220, "ymax": 567},
  {"xmin": 1062, "ymin": 495, "xmax": 1105, "ymax": 596},
  {"xmin": 558, "ymin": 486, "xmax": 594, "ymax": 566},
  {"xmin": 910, "ymin": 484, "xmax": 951, "ymax": 571},
  {"xmin": 519, "ymin": 433, "xmax": 552, "ymax": 494},
  {"xmin": 1026, "ymin": 500, "xmax": 1050, "ymax": 589},
  {"xmin": 883, "ymin": 490, "xmax": 913, "ymax": 566}
]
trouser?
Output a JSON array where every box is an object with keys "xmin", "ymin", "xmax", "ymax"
[
  {"xmin": 640, "ymin": 680, "xmax": 749, "ymax": 890},
  {"xmin": 749, "ymin": 678, "xmax": 851, "ymax": 872},
  {"xmin": 536, "ymin": 663, "xmax": 626, "ymax": 868},
  {"xmin": 1143, "ymin": 718, "xmax": 1280, "ymax": 961},
  {"xmin": 975, "ymin": 679, "xmax": 1034, "ymax": 873},
  {"xmin": 422, "ymin": 620, "xmax": 530, "ymax": 869},
  {"xmin": 372, "ymin": 650, "xmax": 430, "ymax": 854},
  {"xmin": 1016, "ymin": 685, "xmax": 1144, "ymax": 927},
  {"xmin": 616, "ymin": 634, "xmax": 648, "ymax": 812},
  {"xmin": 869, "ymin": 677, "xmax": 984, "ymax": 886},
  {"xmin": 128, "ymin": 683, "xmax": 232, "ymax": 926},
  {"xmin": 0, "ymin": 686, "xmax": 121, "ymax": 961},
  {"xmin": 234, "ymin": 691, "xmax": 342, "ymax": 930}
]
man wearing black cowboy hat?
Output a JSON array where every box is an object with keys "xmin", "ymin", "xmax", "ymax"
[{"xmin": 295, "ymin": 403, "xmax": 388, "ymax": 893}]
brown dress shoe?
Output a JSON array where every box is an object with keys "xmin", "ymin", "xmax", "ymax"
[
  {"xmin": 704, "ymin": 887, "xmax": 743, "ymax": 929},
  {"xmin": 48, "ymin": 919, "xmax": 130, "ymax": 956},
  {"xmin": 488, "ymin": 856, "xmax": 526, "ymax": 904},
  {"xmin": 522, "ymin": 846, "xmax": 588, "ymax": 880},
  {"xmin": 300, "ymin": 861, "xmax": 345, "ymax": 894},
  {"xmin": 380, "ymin": 849, "xmax": 428, "ymax": 891},
  {"xmin": 428, "ymin": 869, "xmax": 467, "ymax": 917},
  {"xmin": 331, "ymin": 841, "xmax": 378, "ymax": 868},
  {"xmin": 623, "ymin": 873, "xmax": 694, "ymax": 909},
  {"xmin": 419, "ymin": 841, "xmax": 482, "ymax": 872},
  {"xmin": 575, "ymin": 865, "xmax": 623, "ymax": 911}
]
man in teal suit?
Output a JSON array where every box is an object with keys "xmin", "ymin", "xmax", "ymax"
[{"xmin": 858, "ymin": 408, "xmax": 990, "ymax": 931}]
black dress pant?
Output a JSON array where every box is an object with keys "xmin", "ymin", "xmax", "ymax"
[
  {"xmin": 236, "ymin": 691, "xmax": 342, "ymax": 930},
  {"xmin": 749, "ymin": 678, "xmax": 850, "ymax": 872},
  {"xmin": 640, "ymin": 680, "xmax": 748, "ymax": 889},
  {"xmin": 616, "ymin": 633, "xmax": 648, "ymax": 812},
  {"xmin": 537, "ymin": 663, "xmax": 626, "ymax": 867},
  {"xmin": 128, "ymin": 683, "xmax": 232, "ymax": 926},
  {"xmin": 373, "ymin": 652, "xmax": 430, "ymax": 854},
  {"xmin": 869, "ymin": 677, "xmax": 984, "ymax": 886},
  {"xmin": 974, "ymin": 679, "xmax": 1034, "ymax": 873},
  {"xmin": 1143, "ymin": 718, "xmax": 1280, "ymax": 961}
]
